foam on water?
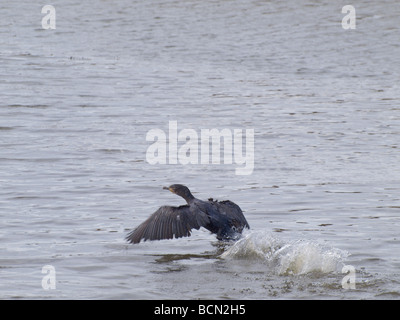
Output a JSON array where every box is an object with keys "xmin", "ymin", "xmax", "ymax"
[{"xmin": 221, "ymin": 230, "xmax": 349, "ymax": 276}]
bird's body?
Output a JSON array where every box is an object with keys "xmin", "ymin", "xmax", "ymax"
[{"xmin": 126, "ymin": 184, "xmax": 250, "ymax": 244}]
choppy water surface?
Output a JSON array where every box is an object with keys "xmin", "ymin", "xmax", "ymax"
[{"xmin": 1, "ymin": 1, "xmax": 400, "ymax": 299}]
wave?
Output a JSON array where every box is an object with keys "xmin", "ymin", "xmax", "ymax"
[{"xmin": 220, "ymin": 230, "xmax": 349, "ymax": 275}]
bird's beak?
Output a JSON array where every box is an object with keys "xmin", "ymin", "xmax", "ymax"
[{"xmin": 163, "ymin": 186, "xmax": 172, "ymax": 192}]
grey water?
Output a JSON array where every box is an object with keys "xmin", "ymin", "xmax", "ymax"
[{"xmin": 1, "ymin": 0, "xmax": 400, "ymax": 299}]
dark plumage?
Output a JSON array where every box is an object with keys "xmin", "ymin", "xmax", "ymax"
[{"xmin": 126, "ymin": 184, "xmax": 250, "ymax": 244}]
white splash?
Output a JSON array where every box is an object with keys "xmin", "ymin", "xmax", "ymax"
[{"xmin": 220, "ymin": 230, "xmax": 348, "ymax": 275}]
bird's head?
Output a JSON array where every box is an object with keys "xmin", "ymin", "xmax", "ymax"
[{"xmin": 163, "ymin": 184, "xmax": 194, "ymax": 203}]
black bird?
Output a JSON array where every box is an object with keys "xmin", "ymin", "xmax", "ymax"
[{"xmin": 126, "ymin": 184, "xmax": 250, "ymax": 244}]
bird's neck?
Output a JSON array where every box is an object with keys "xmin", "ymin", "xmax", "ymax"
[{"xmin": 182, "ymin": 193, "xmax": 195, "ymax": 204}]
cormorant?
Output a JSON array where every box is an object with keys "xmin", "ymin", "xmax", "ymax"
[{"xmin": 126, "ymin": 184, "xmax": 250, "ymax": 244}]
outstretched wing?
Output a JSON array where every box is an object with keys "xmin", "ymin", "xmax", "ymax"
[{"xmin": 126, "ymin": 205, "xmax": 210, "ymax": 244}]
